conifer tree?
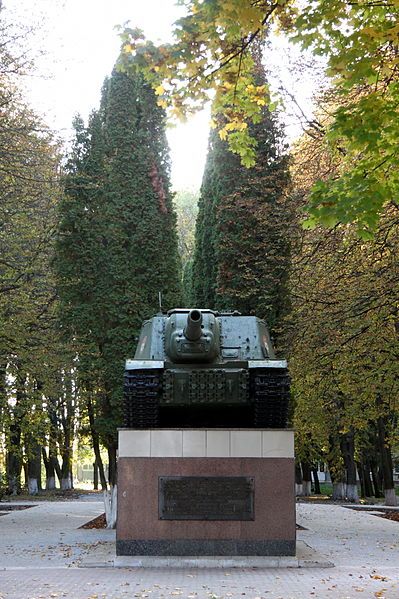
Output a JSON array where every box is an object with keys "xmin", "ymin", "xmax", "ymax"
[
  {"xmin": 192, "ymin": 53, "xmax": 291, "ymax": 336},
  {"xmin": 56, "ymin": 67, "xmax": 181, "ymax": 483}
]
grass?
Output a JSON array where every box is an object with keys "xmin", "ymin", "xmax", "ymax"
[{"xmin": 319, "ymin": 482, "xmax": 333, "ymax": 496}]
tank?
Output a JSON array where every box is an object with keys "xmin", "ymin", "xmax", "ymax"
[{"xmin": 123, "ymin": 308, "xmax": 290, "ymax": 429}]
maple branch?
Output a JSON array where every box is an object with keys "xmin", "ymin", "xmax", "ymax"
[{"xmin": 204, "ymin": 3, "xmax": 278, "ymax": 80}]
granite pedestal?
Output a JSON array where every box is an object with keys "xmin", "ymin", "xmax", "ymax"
[{"xmin": 117, "ymin": 429, "xmax": 295, "ymax": 556}]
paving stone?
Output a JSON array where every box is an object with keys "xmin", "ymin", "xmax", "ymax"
[{"xmin": 0, "ymin": 499, "xmax": 398, "ymax": 598}]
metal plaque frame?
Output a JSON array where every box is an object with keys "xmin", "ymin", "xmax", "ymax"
[{"xmin": 159, "ymin": 475, "xmax": 255, "ymax": 521}]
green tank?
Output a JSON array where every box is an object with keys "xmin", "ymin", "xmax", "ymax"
[{"xmin": 123, "ymin": 308, "xmax": 290, "ymax": 429}]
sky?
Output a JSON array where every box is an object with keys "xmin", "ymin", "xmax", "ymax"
[{"xmin": 4, "ymin": 0, "xmax": 321, "ymax": 191}]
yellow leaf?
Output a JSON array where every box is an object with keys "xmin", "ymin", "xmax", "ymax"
[
  {"xmin": 361, "ymin": 27, "xmax": 379, "ymax": 39},
  {"xmin": 155, "ymin": 84, "xmax": 165, "ymax": 96},
  {"xmin": 123, "ymin": 43, "xmax": 133, "ymax": 53}
]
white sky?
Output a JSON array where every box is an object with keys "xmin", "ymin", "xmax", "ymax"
[{"xmin": 4, "ymin": 0, "xmax": 321, "ymax": 191}]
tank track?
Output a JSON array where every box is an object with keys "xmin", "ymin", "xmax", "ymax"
[
  {"xmin": 123, "ymin": 369, "xmax": 162, "ymax": 428},
  {"xmin": 250, "ymin": 368, "xmax": 290, "ymax": 428}
]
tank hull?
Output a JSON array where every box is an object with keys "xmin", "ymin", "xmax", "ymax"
[{"xmin": 123, "ymin": 362, "xmax": 290, "ymax": 429}]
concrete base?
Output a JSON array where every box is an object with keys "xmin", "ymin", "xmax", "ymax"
[
  {"xmin": 117, "ymin": 429, "xmax": 296, "ymax": 558},
  {"xmin": 80, "ymin": 540, "xmax": 333, "ymax": 569},
  {"xmin": 81, "ymin": 541, "xmax": 333, "ymax": 569}
]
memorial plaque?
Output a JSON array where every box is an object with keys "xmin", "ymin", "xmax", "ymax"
[{"xmin": 159, "ymin": 476, "xmax": 254, "ymax": 521}]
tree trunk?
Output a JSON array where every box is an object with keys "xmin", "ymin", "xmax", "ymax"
[
  {"xmin": 59, "ymin": 370, "xmax": 76, "ymax": 491},
  {"xmin": 357, "ymin": 461, "xmax": 366, "ymax": 499},
  {"xmin": 42, "ymin": 447, "xmax": 57, "ymax": 490},
  {"xmin": 332, "ymin": 481, "xmax": 346, "ymax": 500},
  {"xmin": 346, "ymin": 483, "xmax": 359, "ymax": 503},
  {"xmin": 28, "ymin": 478, "xmax": 39, "ymax": 495},
  {"xmin": 108, "ymin": 444, "xmax": 117, "ymax": 487},
  {"xmin": 312, "ymin": 467, "xmax": 321, "ymax": 494},
  {"xmin": 47, "ymin": 476, "xmax": 56, "ymax": 490},
  {"xmin": 295, "ymin": 462, "xmax": 303, "ymax": 496},
  {"xmin": 301, "ymin": 462, "xmax": 312, "ymax": 496},
  {"xmin": 6, "ymin": 367, "xmax": 26, "ymax": 495},
  {"xmin": 54, "ymin": 455, "xmax": 62, "ymax": 485},
  {"xmin": 6, "ymin": 422, "xmax": 22, "ymax": 495},
  {"xmin": 327, "ymin": 430, "xmax": 346, "ymax": 500},
  {"xmin": 46, "ymin": 475, "xmax": 56, "ymax": 490},
  {"xmin": 384, "ymin": 488, "xmax": 397, "ymax": 506},
  {"xmin": 87, "ymin": 396, "xmax": 107, "ymax": 491},
  {"xmin": 340, "ymin": 430, "xmax": 359, "ymax": 503},
  {"xmin": 377, "ymin": 416, "xmax": 398, "ymax": 506},
  {"xmin": 61, "ymin": 476, "xmax": 72, "ymax": 490},
  {"xmin": 45, "ymin": 393, "xmax": 62, "ymax": 488},
  {"xmin": 0, "ymin": 360, "xmax": 6, "ymax": 419},
  {"xmin": 370, "ymin": 462, "xmax": 383, "ymax": 498},
  {"xmin": 22, "ymin": 462, "xmax": 28, "ymax": 489},
  {"xmin": 363, "ymin": 463, "xmax": 374, "ymax": 497},
  {"xmin": 28, "ymin": 380, "xmax": 44, "ymax": 493},
  {"xmin": 104, "ymin": 485, "xmax": 117, "ymax": 528},
  {"xmin": 27, "ymin": 441, "xmax": 41, "ymax": 496},
  {"xmin": 60, "ymin": 446, "xmax": 72, "ymax": 490},
  {"xmin": 93, "ymin": 461, "xmax": 98, "ymax": 491},
  {"xmin": 0, "ymin": 360, "xmax": 9, "ymax": 489}
]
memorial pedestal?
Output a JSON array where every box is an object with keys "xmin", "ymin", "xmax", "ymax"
[{"xmin": 117, "ymin": 429, "xmax": 295, "ymax": 556}]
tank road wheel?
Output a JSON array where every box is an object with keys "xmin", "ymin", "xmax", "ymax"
[
  {"xmin": 250, "ymin": 368, "xmax": 290, "ymax": 428},
  {"xmin": 123, "ymin": 369, "xmax": 161, "ymax": 428}
]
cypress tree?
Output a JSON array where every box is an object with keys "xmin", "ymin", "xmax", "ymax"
[
  {"xmin": 192, "ymin": 55, "xmax": 291, "ymax": 336},
  {"xmin": 56, "ymin": 67, "xmax": 181, "ymax": 483}
]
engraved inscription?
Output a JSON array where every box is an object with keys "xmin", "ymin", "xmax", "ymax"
[{"xmin": 159, "ymin": 476, "xmax": 254, "ymax": 521}]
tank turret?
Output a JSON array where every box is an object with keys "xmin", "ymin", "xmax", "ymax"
[
  {"xmin": 123, "ymin": 308, "xmax": 290, "ymax": 429},
  {"xmin": 184, "ymin": 309, "xmax": 202, "ymax": 341},
  {"xmin": 164, "ymin": 309, "xmax": 220, "ymax": 363}
]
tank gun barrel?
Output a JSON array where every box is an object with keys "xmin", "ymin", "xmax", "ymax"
[{"xmin": 184, "ymin": 309, "xmax": 203, "ymax": 341}]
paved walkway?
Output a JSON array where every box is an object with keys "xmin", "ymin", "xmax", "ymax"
[{"xmin": 0, "ymin": 499, "xmax": 398, "ymax": 598}]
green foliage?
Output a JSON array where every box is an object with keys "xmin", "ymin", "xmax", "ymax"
[
  {"xmin": 118, "ymin": 1, "xmax": 295, "ymax": 166},
  {"xmin": 286, "ymin": 2, "xmax": 399, "ymax": 231},
  {"xmin": 56, "ymin": 66, "xmax": 181, "ymax": 459},
  {"xmin": 119, "ymin": 0, "xmax": 399, "ymax": 230},
  {"xmin": 192, "ymin": 57, "xmax": 293, "ymax": 337},
  {"xmin": 182, "ymin": 259, "xmax": 194, "ymax": 306},
  {"xmin": 0, "ymin": 10, "xmax": 73, "ymax": 493},
  {"xmin": 173, "ymin": 189, "xmax": 199, "ymax": 269},
  {"xmin": 288, "ymin": 115, "xmax": 399, "ymax": 483},
  {"xmin": 173, "ymin": 189, "xmax": 199, "ymax": 305}
]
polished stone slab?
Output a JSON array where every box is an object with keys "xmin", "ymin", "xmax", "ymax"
[
  {"xmin": 118, "ymin": 429, "xmax": 294, "ymax": 458},
  {"xmin": 117, "ymin": 456, "xmax": 296, "ymax": 554},
  {"xmin": 116, "ymin": 538, "xmax": 296, "ymax": 557}
]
